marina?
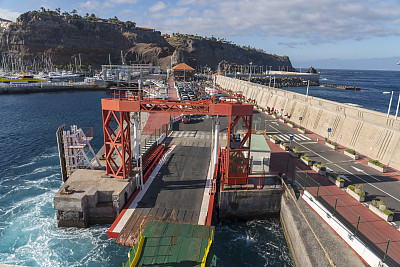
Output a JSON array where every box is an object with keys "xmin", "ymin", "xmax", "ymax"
[
  {"xmin": 1, "ymin": 69, "xmax": 400, "ymax": 266},
  {"xmin": 1, "ymin": 3, "xmax": 400, "ymax": 266}
]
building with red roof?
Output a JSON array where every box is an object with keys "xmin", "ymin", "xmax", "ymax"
[{"xmin": 172, "ymin": 63, "xmax": 195, "ymax": 81}]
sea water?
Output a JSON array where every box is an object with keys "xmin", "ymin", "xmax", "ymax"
[
  {"xmin": 0, "ymin": 91, "xmax": 130, "ymax": 266},
  {"xmin": 284, "ymin": 69, "xmax": 400, "ymax": 114}
]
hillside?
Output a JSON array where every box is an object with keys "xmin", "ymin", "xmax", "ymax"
[{"xmin": 0, "ymin": 10, "xmax": 295, "ymax": 71}]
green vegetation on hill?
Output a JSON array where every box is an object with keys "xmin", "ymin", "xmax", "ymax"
[{"xmin": 28, "ymin": 8, "xmax": 136, "ymax": 27}]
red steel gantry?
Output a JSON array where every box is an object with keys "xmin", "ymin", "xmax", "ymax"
[{"xmin": 101, "ymin": 91, "xmax": 253, "ymax": 185}]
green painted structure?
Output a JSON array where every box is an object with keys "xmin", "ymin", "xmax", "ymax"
[{"xmin": 125, "ymin": 221, "xmax": 215, "ymax": 266}]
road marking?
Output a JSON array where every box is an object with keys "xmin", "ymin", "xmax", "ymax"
[
  {"xmin": 351, "ymin": 166, "xmax": 364, "ymax": 172},
  {"xmin": 268, "ymin": 133, "xmax": 310, "ymax": 142},
  {"xmin": 301, "ymin": 141, "xmax": 318, "ymax": 144}
]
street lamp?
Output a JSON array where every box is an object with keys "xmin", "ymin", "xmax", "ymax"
[
  {"xmin": 395, "ymin": 92, "xmax": 400, "ymax": 120},
  {"xmin": 248, "ymin": 62, "xmax": 253, "ymax": 82},
  {"xmin": 383, "ymin": 91, "xmax": 394, "ymax": 118}
]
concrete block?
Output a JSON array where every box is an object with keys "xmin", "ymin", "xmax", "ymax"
[{"xmin": 218, "ymin": 187, "xmax": 284, "ymax": 220}]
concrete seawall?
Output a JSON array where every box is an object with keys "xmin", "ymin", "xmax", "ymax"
[{"xmin": 216, "ymin": 75, "xmax": 400, "ymax": 171}]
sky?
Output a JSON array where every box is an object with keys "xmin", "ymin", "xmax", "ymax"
[{"xmin": 1, "ymin": 0, "xmax": 400, "ymax": 68}]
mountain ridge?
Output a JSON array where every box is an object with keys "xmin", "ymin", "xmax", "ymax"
[{"xmin": 0, "ymin": 10, "xmax": 295, "ymax": 72}]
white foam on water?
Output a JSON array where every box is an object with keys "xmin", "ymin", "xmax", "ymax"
[
  {"xmin": 0, "ymin": 155, "xmax": 128, "ymax": 267},
  {"xmin": 10, "ymin": 150, "xmax": 58, "ymax": 170}
]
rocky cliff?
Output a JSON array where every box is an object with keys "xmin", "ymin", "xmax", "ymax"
[{"xmin": 0, "ymin": 11, "xmax": 294, "ymax": 71}]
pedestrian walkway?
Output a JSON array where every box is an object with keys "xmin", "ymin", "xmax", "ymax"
[
  {"xmin": 266, "ymin": 134, "xmax": 400, "ymax": 265},
  {"xmin": 170, "ymin": 131, "xmax": 228, "ymax": 140},
  {"xmin": 266, "ymin": 133, "xmax": 311, "ymax": 142}
]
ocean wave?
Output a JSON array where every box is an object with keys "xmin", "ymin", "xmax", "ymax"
[
  {"xmin": 10, "ymin": 150, "xmax": 58, "ymax": 170},
  {"xmin": 0, "ymin": 178, "xmax": 128, "ymax": 267}
]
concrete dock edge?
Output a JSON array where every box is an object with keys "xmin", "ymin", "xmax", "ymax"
[{"xmin": 279, "ymin": 184, "xmax": 367, "ymax": 266}]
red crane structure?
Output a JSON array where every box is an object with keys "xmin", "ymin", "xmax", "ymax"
[{"xmin": 101, "ymin": 90, "xmax": 254, "ymax": 185}]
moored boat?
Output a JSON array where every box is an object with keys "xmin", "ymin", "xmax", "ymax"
[{"xmin": 0, "ymin": 74, "xmax": 48, "ymax": 84}]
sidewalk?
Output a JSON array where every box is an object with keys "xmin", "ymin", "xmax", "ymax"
[{"xmin": 266, "ymin": 134, "xmax": 400, "ymax": 264}]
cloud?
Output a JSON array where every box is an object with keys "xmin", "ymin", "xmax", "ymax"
[
  {"xmin": 149, "ymin": 1, "xmax": 167, "ymax": 13},
  {"xmin": 112, "ymin": 0, "xmax": 138, "ymax": 3},
  {"xmin": 78, "ymin": 0, "xmax": 138, "ymax": 11},
  {"xmin": 143, "ymin": 0, "xmax": 400, "ymax": 44},
  {"xmin": 0, "ymin": 8, "xmax": 21, "ymax": 21},
  {"xmin": 78, "ymin": 1, "xmax": 102, "ymax": 11},
  {"xmin": 278, "ymin": 42, "xmax": 307, "ymax": 49}
]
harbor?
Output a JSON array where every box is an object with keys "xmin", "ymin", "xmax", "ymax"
[
  {"xmin": 51, "ymin": 68, "xmax": 400, "ymax": 266},
  {"xmin": 0, "ymin": 3, "xmax": 399, "ymax": 266},
  {"xmin": 1, "ymin": 68, "xmax": 400, "ymax": 266}
]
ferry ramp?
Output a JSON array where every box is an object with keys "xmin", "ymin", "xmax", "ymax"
[{"xmin": 115, "ymin": 130, "xmax": 213, "ymax": 247}]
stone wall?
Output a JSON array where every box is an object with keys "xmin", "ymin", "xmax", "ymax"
[{"xmin": 216, "ymin": 75, "xmax": 400, "ymax": 170}]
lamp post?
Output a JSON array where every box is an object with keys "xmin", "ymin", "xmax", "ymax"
[
  {"xmin": 248, "ymin": 62, "xmax": 253, "ymax": 82},
  {"xmin": 395, "ymin": 92, "xmax": 400, "ymax": 120},
  {"xmin": 383, "ymin": 91, "xmax": 394, "ymax": 118}
]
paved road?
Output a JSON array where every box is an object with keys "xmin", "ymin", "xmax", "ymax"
[
  {"xmin": 173, "ymin": 104, "xmax": 400, "ymax": 230},
  {"xmin": 253, "ymin": 109, "xmax": 400, "ymax": 229}
]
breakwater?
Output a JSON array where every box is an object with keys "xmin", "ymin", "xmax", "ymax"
[
  {"xmin": 216, "ymin": 75, "xmax": 400, "ymax": 171},
  {"xmin": 321, "ymin": 83, "xmax": 361, "ymax": 91},
  {"xmin": 239, "ymin": 76, "xmax": 320, "ymax": 88}
]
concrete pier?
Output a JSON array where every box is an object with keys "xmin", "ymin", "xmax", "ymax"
[{"xmin": 54, "ymin": 169, "xmax": 137, "ymax": 227}]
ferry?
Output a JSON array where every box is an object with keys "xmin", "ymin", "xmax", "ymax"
[{"xmin": 0, "ymin": 74, "xmax": 48, "ymax": 84}]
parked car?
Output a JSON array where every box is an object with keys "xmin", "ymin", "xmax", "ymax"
[{"xmin": 182, "ymin": 114, "xmax": 191, "ymax": 123}]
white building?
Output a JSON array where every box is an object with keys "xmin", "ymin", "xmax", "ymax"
[{"xmin": 0, "ymin": 18, "xmax": 12, "ymax": 30}]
